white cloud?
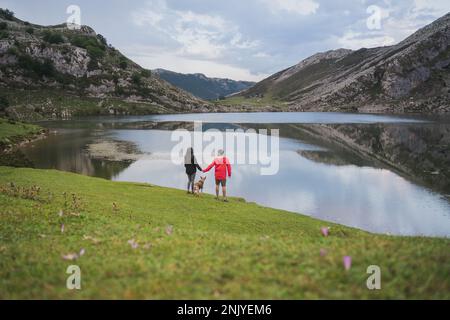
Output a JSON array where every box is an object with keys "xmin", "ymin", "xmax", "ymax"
[
  {"xmin": 332, "ymin": 0, "xmax": 448, "ymax": 50},
  {"xmin": 412, "ymin": 0, "xmax": 449, "ymax": 17},
  {"xmin": 125, "ymin": 45, "xmax": 269, "ymax": 81},
  {"xmin": 262, "ymin": 0, "xmax": 320, "ymax": 15},
  {"xmin": 335, "ymin": 31, "xmax": 396, "ymax": 49},
  {"xmin": 132, "ymin": 0, "xmax": 259, "ymax": 60},
  {"xmin": 253, "ymin": 52, "xmax": 271, "ymax": 58}
]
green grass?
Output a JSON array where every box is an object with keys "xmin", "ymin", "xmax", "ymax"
[
  {"xmin": 0, "ymin": 166, "xmax": 449, "ymax": 299},
  {"xmin": 0, "ymin": 118, "xmax": 42, "ymax": 145},
  {"xmin": 218, "ymin": 94, "xmax": 285, "ymax": 108},
  {"xmin": 1, "ymin": 89, "xmax": 172, "ymax": 121}
]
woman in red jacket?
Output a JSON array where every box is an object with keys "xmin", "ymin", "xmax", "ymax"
[{"xmin": 203, "ymin": 149, "xmax": 232, "ymax": 202}]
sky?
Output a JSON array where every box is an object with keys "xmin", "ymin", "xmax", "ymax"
[{"xmin": 0, "ymin": 0, "xmax": 448, "ymax": 81}]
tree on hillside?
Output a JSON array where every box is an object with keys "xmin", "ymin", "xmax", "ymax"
[
  {"xmin": 0, "ymin": 95, "xmax": 9, "ymax": 114},
  {"xmin": 0, "ymin": 8, "xmax": 15, "ymax": 20}
]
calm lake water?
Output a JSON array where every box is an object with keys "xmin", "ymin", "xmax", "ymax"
[{"xmin": 21, "ymin": 112, "xmax": 450, "ymax": 237}]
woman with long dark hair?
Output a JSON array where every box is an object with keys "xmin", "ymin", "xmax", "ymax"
[{"xmin": 184, "ymin": 147, "xmax": 202, "ymax": 194}]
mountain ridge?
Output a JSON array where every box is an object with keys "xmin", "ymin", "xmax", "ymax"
[
  {"xmin": 0, "ymin": 8, "xmax": 213, "ymax": 120},
  {"xmin": 235, "ymin": 13, "xmax": 450, "ymax": 113},
  {"xmin": 153, "ymin": 68, "xmax": 255, "ymax": 100}
]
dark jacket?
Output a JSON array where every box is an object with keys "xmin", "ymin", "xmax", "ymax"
[{"xmin": 185, "ymin": 155, "xmax": 202, "ymax": 175}]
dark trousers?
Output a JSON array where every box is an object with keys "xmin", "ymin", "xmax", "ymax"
[{"xmin": 187, "ymin": 173, "xmax": 196, "ymax": 192}]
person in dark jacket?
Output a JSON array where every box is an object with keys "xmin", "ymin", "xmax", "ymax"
[{"xmin": 184, "ymin": 147, "xmax": 202, "ymax": 194}]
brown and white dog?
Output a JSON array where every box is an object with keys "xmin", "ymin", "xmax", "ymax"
[{"xmin": 193, "ymin": 176, "xmax": 206, "ymax": 196}]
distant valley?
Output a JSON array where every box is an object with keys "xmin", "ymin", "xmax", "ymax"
[{"xmin": 153, "ymin": 69, "xmax": 255, "ymax": 101}]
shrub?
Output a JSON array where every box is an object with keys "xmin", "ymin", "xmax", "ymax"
[
  {"xmin": 0, "ymin": 95, "xmax": 9, "ymax": 112},
  {"xmin": 97, "ymin": 34, "xmax": 107, "ymax": 46},
  {"xmin": 86, "ymin": 45, "xmax": 104, "ymax": 59},
  {"xmin": 25, "ymin": 27, "xmax": 34, "ymax": 34},
  {"xmin": 71, "ymin": 35, "xmax": 105, "ymax": 59},
  {"xmin": 0, "ymin": 9, "xmax": 14, "ymax": 20},
  {"xmin": 0, "ymin": 22, "xmax": 7, "ymax": 30},
  {"xmin": 42, "ymin": 31, "xmax": 64, "ymax": 44},
  {"xmin": 87, "ymin": 58, "xmax": 99, "ymax": 71},
  {"xmin": 131, "ymin": 73, "xmax": 142, "ymax": 86},
  {"xmin": 71, "ymin": 35, "xmax": 104, "ymax": 50},
  {"xmin": 119, "ymin": 59, "xmax": 128, "ymax": 69},
  {"xmin": 115, "ymin": 86, "xmax": 125, "ymax": 96},
  {"xmin": 6, "ymin": 47, "xmax": 18, "ymax": 55},
  {"xmin": 18, "ymin": 55, "xmax": 56, "ymax": 78},
  {"xmin": 0, "ymin": 30, "xmax": 8, "ymax": 39},
  {"xmin": 141, "ymin": 69, "xmax": 151, "ymax": 78}
]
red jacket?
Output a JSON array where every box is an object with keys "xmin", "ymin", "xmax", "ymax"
[{"xmin": 203, "ymin": 156, "xmax": 232, "ymax": 180}]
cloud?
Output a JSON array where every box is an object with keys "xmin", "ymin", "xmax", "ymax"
[
  {"xmin": 335, "ymin": 31, "xmax": 396, "ymax": 49},
  {"xmin": 330, "ymin": 0, "xmax": 449, "ymax": 50},
  {"xmin": 125, "ymin": 45, "xmax": 270, "ymax": 81},
  {"xmin": 412, "ymin": 0, "xmax": 450, "ymax": 17},
  {"xmin": 7, "ymin": 0, "xmax": 447, "ymax": 81},
  {"xmin": 132, "ymin": 0, "xmax": 259, "ymax": 60},
  {"xmin": 262, "ymin": 0, "xmax": 320, "ymax": 15}
]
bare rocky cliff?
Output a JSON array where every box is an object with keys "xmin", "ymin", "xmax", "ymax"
[
  {"xmin": 0, "ymin": 9, "xmax": 211, "ymax": 119},
  {"xmin": 239, "ymin": 13, "xmax": 450, "ymax": 114}
]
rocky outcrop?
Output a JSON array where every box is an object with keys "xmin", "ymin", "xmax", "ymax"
[
  {"xmin": 0, "ymin": 11, "xmax": 210, "ymax": 118},
  {"xmin": 238, "ymin": 13, "xmax": 450, "ymax": 114}
]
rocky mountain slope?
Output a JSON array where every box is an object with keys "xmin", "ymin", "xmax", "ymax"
[
  {"xmin": 236, "ymin": 13, "xmax": 450, "ymax": 114},
  {"xmin": 153, "ymin": 69, "xmax": 254, "ymax": 100},
  {"xmin": 0, "ymin": 9, "xmax": 211, "ymax": 120},
  {"xmin": 289, "ymin": 123, "xmax": 450, "ymax": 193}
]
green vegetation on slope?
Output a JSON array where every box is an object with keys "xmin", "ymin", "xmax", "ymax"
[
  {"xmin": 0, "ymin": 118, "xmax": 45, "ymax": 167},
  {"xmin": 154, "ymin": 69, "xmax": 255, "ymax": 101},
  {"xmin": 0, "ymin": 10, "xmax": 207, "ymax": 119},
  {"xmin": 1, "ymin": 89, "xmax": 173, "ymax": 121},
  {"xmin": 0, "ymin": 117, "xmax": 42, "ymax": 145},
  {"xmin": 0, "ymin": 167, "xmax": 449, "ymax": 299},
  {"xmin": 218, "ymin": 94, "xmax": 285, "ymax": 109}
]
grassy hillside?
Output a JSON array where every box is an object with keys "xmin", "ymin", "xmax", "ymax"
[
  {"xmin": 0, "ymin": 167, "xmax": 449, "ymax": 299},
  {"xmin": 154, "ymin": 69, "xmax": 255, "ymax": 101},
  {"xmin": 0, "ymin": 118, "xmax": 43, "ymax": 147},
  {"xmin": 0, "ymin": 9, "xmax": 208, "ymax": 119}
]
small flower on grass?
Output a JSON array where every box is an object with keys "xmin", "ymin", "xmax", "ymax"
[
  {"xmin": 61, "ymin": 224, "xmax": 65, "ymax": 233},
  {"xmin": 143, "ymin": 243, "xmax": 152, "ymax": 250},
  {"xmin": 128, "ymin": 239, "xmax": 139, "ymax": 249},
  {"xmin": 83, "ymin": 235, "xmax": 100, "ymax": 244},
  {"xmin": 62, "ymin": 249, "xmax": 86, "ymax": 261},
  {"xmin": 320, "ymin": 248, "xmax": 328, "ymax": 257},
  {"xmin": 321, "ymin": 227, "xmax": 330, "ymax": 237},
  {"xmin": 62, "ymin": 253, "xmax": 78, "ymax": 261},
  {"xmin": 166, "ymin": 225, "xmax": 173, "ymax": 236},
  {"xmin": 343, "ymin": 256, "xmax": 352, "ymax": 271},
  {"xmin": 69, "ymin": 212, "xmax": 81, "ymax": 217},
  {"xmin": 58, "ymin": 209, "xmax": 64, "ymax": 217}
]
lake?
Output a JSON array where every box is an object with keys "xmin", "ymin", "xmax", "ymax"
[{"xmin": 20, "ymin": 112, "xmax": 450, "ymax": 237}]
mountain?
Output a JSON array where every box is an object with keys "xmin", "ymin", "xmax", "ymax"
[
  {"xmin": 153, "ymin": 68, "xmax": 255, "ymax": 100},
  {"xmin": 0, "ymin": 8, "xmax": 210, "ymax": 120},
  {"xmin": 236, "ymin": 13, "xmax": 450, "ymax": 113}
]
